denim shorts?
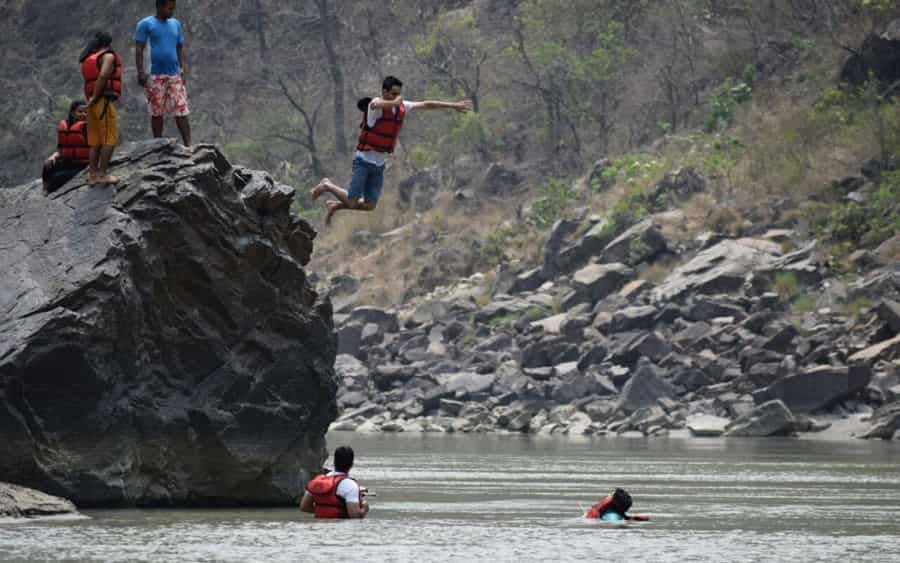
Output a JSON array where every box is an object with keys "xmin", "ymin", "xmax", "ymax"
[{"xmin": 347, "ymin": 156, "xmax": 385, "ymax": 204}]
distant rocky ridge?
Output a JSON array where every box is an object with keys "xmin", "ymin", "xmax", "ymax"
[
  {"xmin": 0, "ymin": 140, "xmax": 337, "ymax": 507},
  {"xmin": 327, "ymin": 165, "xmax": 900, "ymax": 440}
]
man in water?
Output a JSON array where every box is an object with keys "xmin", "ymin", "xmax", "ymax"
[
  {"xmin": 310, "ymin": 75, "xmax": 471, "ymax": 226},
  {"xmin": 300, "ymin": 446, "xmax": 369, "ymax": 519},
  {"xmin": 135, "ymin": 0, "xmax": 192, "ymax": 146},
  {"xmin": 585, "ymin": 487, "xmax": 648, "ymax": 521}
]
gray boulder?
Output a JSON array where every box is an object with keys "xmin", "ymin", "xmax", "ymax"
[
  {"xmin": 653, "ymin": 238, "xmax": 781, "ymax": 302},
  {"xmin": 348, "ymin": 307, "xmax": 399, "ymax": 334},
  {"xmin": 476, "ymin": 163, "xmax": 524, "ymax": 197},
  {"xmin": 541, "ymin": 218, "xmax": 583, "ymax": 279},
  {"xmin": 653, "ymin": 167, "xmax": 706, "ymax": 201},
  {"xmin": 0, "ymin": 482, "xmax": 78, "ymax": 519},
  {"xmin": 617, "ymin": 360, "xmax": 676, "ymax": 414},
  {"xmin": 860, "ymin": 401, "xmax": 900, "ymax": 440},
  {"xmin": 724, "ymin": 400, "xmax": 795, "ymax": 437},
  {"xmin": 0, "ymin": 140, "xmax": 336, "ymax": 507},
  {"xmin": 849, "ymin": 334, "xmax": 900, "ymax": 364},
  {"xmin": 573, "ymin": 263, "xmax": 636, "ymax": 304},
  {"xmin": 610, "ymin": 306, "xmax": 658, "ymax": 333},
  {"xmin": 754, "ymin": 365, "xmax": 873, "ymax": 413},
  {"xmin": 686, "ymin": 414, "xmax": 730, "ymax": 437},
  {"xmin": 550, "ymin": 371, "xmax": 617, "ymax": 403},
  {"xmin": 608, "ymin": 332, "xmax": 673, "ymax": 366},
  {"xmin": 877, "ymin": 300, "xmax": 900, "ymax": 333},
  {"xmin": 600, "ymin": 219, "xmax": 667, "ymax": 266}
]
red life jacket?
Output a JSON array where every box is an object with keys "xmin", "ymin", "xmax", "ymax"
[
  {"xmin": 306, "ymin": 474, "xmax": 355, "ymax": 519},
  {"xmin": 57, "ymin": 120, "xmax": 90, "ymax": 164},
  {"xmin": 82, "ymin": 48, "xmax": 123, "ymax": 100},
  {"xmin": 585, "ymin": 495, "xmax": 615, "ymax": 519},
  {"xmin": 356, "ymin": 102, "xmax": 406, "ymax": 154}
]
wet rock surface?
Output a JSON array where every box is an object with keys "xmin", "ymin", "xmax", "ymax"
[
  {"xmin": 0, "ymin": 482, "xmax": 78, "ymax": 519},
  {"xmin": 0, "ymin": 140, "xmax": 337, "ymax": 507}
]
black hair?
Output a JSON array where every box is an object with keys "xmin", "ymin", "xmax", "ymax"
[
  {"xmin": 334, "ymin": 446, "xmax": 354, "ymax": 473},
  {"xmin": 79, "ymin": 31, "xmax": 112, "ymax": 63},
  {"xmin": 612, "ymin": 488, "xmax": 632, "ymax": 514},
  {"xmin": 157, "ymin": 0, "xmax": 173, "ymax": 9},
  {"xmin": 67, "ymin": 100, "xmax": 87, "ymax": 125},
  {"xmin": 382, "ymin": 76, "xmax": 403, "ymax": 92},
  {"xmin": 357, "ymin": 97, "xmax": 373, "ymax": 112}
]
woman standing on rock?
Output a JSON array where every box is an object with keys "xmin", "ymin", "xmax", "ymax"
[{"xmin": 79, "ymin": 30, "xmax": 123, "ymax": 186}]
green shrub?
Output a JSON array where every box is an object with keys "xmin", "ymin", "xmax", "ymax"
[
  {"xmin": 531, "ymin": 177, "xmax": 576, "ymax": 229},
  {"xmin": 595, "ymin": 154, "xmax": 663, "ymax": 189},
  {"xmin": 818, "ymin": 170, "xmax": 900, "ymax": 248},
  {"xmin": 705, "ymin": 77, "xmax": 753, "ymax": 132},
  {"xmin": 773, "ymin": 272, "xmax": 800, "ymax": 299},
  {"xmin": 593, "ymin": 185, "xmax": 667, "ymax": 241},
  {"xmin": 479, "ymin": 226, "xmax": 516, "ymax": 264}
]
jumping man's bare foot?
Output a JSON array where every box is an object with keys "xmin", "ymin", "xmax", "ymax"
[
  {"xmin": 97, "ymin": 175, "xmax": 120, "ymax": 186},
  {"xmin": 310, "ymin": 178, "xmax": 331, "ymax": 201}
]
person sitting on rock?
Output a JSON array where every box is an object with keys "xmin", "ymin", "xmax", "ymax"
[
  {"xmin": 585, "ymin": 487, "xmax": 649, "ymax": 521},
  {"xmin": 310, "ymin": 76, "xmax": 472, "ymax": 226},
  {"xmin": 42, "ymin": 100, "xmax": 90, "ymax": 193},
  {"xmin": 300, "ymin": 446, "xmax": 369, "ymax": 519}
]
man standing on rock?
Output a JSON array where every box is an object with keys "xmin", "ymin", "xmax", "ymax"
[
  {"xmin": 134, "ymin": 0, "xmax": 192, "ymax": 147},
  {"xmin": 310, "ymin": 76, "xmax": 471, "ymax": 226},
  {"xmin": 300, "ymin": 446, "xmax": 369, "ymax": 519}
]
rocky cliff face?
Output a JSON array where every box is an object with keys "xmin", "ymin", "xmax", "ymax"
[{"xmin": 0, "ymin": 140, "xmax": 337, "ymax": 507}]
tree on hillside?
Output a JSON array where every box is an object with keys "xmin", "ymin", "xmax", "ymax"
[
  {"xmin": 413, "ymin": 6, "xmax": 494, "ymax": 157},
  {"xmin": 316, "ymin": 0, "xmax": 348, "ymax": 158},
  {"xmin": 512, "ymin": 0, "xmax": 635, "ymax": 157}
]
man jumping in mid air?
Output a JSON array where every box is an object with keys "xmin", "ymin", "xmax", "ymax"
[{"xmin": 310, "ymin": 76, "xmax": 471, "ymax": 226}]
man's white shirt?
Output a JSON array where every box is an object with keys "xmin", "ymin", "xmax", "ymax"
[{"xmin": 328, "ymin": 471, "xmax": 360, "ymax": 504}]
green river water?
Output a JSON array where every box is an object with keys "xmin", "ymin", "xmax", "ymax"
[{"xmin": 2, "ymin": 432, "xmax": 899, "ymax": 562}]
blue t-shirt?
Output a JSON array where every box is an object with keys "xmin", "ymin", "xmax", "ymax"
[{"xmin": 134, "ymin": 16, "xmax": 184, "ymax": 76}]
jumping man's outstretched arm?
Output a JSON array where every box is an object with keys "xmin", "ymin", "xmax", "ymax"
[{"xmin": 410, "ymin": 100, "xmax": 472, "ymax": 112}]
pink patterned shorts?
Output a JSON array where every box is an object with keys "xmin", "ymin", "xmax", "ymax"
[{"xmin": 146, "ymin": 75, "xmax": 190, "ymax": 117}]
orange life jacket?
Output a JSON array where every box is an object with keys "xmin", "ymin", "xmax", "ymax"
[
  {"xmin": 585, "ymin": 495, "xmax": 616, "ymax": 519},
  {"xmin": 57, "ymin": 120, "xmax": 90, "ymax": 164},
  {"xmin": 356, "ymin": 102, "xmax": 406, "ymax": 154},
  {"xmin": 82, "ymin": 48, "xmax": 123, "ymax": 100},
  {"xmin": 306, "ymin": 474, "xmax": 355, "ymax": 519}
]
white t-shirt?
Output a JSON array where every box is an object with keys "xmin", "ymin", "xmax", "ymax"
[
  {"xmin": 329, "ymin": 471, "xmax": 360, "ymax": 504},
  {"xmin": 355, "ymin": 99, "xmax": 416, "ymax": 167}
]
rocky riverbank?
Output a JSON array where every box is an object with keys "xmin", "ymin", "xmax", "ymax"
[
  {"xmin": 0, "ymin": 140, "xmax": 337, "ymax": 507},
  {"xmin": 327, "ymin": 167, "xmax": 900, "ymax": 440}
]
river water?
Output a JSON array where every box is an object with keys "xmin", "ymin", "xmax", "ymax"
[{"xmin": 2, "ymin": 432, "xmax": 900, "ymax": 562}]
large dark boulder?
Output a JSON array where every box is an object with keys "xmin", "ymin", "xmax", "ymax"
[
  {"xmin": 725, "ymin": 400, "xmax": 795, "ymax": 437},
  {"xmin": 0, "ymin": 140, "xmax": 337, "ymax": 507},
  {"xmin": 840, "ymin": 27, "xmax": 900, "ymax": 87},
  {"xmin": 754, "ymin": 365, "xmax": 872, "ymax": 413}
]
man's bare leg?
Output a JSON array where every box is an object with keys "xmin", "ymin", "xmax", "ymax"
[
  {"xmin": 97, "ymin": 145, "xmax": 119, "ymax": 185},
  {"xmin": 151, "ymin": 116, "xmax": 164, "ymax": 138},
  {"xmin": 175, "ymin": 116, "xmax": 192, "ymax": 147},
  {"xmin": 88, "ymin": 147, "xmax": 101, "ymax": 184},
  {"xmin": 325, "ymin": 200, "xmax": 346, "ymax": 227}
]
